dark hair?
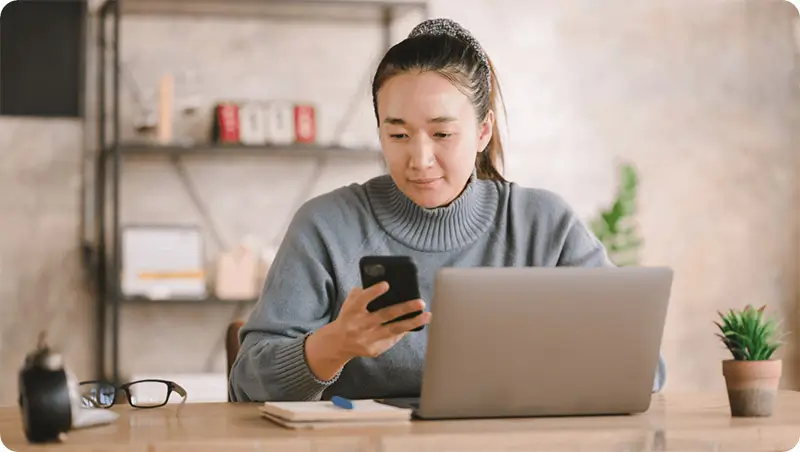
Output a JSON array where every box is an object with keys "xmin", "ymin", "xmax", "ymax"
[{"xmin": 371, "ymin": 31, "xmax": 507, "ymax": 182}]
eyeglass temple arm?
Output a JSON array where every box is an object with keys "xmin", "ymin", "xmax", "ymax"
[{"xmin": 172, "ymin": 382, "xmax": 188, "ymax": 417}]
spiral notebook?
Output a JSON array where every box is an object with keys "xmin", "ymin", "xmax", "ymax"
[{"xmin": 259, "ymin": 399, "xmax": 412, "ymax": 430}]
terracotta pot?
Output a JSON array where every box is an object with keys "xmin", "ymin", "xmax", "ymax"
[{"xmin": 722, "ymin": 359, "xmax": 782, "ymax": 417}]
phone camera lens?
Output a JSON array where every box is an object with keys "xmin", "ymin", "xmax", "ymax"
[{"xmin": 366, "ymin": 264, "xmax": 385, "ymax": 278}]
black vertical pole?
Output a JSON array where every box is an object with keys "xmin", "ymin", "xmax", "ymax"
[
  {"xmin": 381, "ymin": 6, "xmax": 392, "ymax": 52},
  {"xmin": 111, "ymin": 0, "xmax": 122, "ymax": 385},
  {"xmin": 95, "ymin": 0, "xmax": 108, "ymax": 382}
]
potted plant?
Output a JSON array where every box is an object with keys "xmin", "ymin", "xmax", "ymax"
[
  {"xmin": 715, "ymin": 305, "xmax": 788, "ymax": 417},
  {"xmin": 588, "ymin": 163, "xmax": 642, "ymax": 267}
]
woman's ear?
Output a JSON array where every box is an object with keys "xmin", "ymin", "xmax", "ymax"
[{"xmin": 477, "ymin": 110, "xmax": 495, "ymax": 154}]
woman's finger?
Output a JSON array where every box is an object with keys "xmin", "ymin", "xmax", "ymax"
[
  {"xmin": 374, "ymin": 299, "xmax": 425, "ymax": 325},
  {"xmin": 383, "ymin": 311, "xmax": 432, "ymax": 336}
]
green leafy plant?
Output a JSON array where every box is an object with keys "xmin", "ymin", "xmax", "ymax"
[
  {"xmin": 715, "ymin": 305, "xmax": 787, "ymax": 361},
  {"xmin": 588, "ymin": 163, "xmax": 643, "ymax": 266}
]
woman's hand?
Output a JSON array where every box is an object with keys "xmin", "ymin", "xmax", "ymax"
[
  {"xmin": 334, "ymin": 281, "xmax": 431, "ymax": 358},
  {"xmin": 304, "ymin": 282, "xmax": 431, "ymax": 381}
]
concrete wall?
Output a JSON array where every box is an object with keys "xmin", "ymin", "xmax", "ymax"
[{"xmin": 1, "ymin": 0, "xmax": 799, "ymax": 405}]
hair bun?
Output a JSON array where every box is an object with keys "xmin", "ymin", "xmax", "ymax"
[{"xmin": 407, "ymin": 18, "xmax": 491, "ymax": 92}]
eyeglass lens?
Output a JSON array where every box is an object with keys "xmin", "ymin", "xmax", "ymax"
[
  {"xmin": 80, "ymin": 382, "xmax": 116, "ymax": 408},
  {"xmin": 127, "ymin": 381, "xmax": 175, "ymax": 408}
]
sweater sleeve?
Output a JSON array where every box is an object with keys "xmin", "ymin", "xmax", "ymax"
[
  {"xmin": 228, "ymin": 204, "xmax": 340, "ymax": 402},
  {"xmin": 555, "ymin": 200, "xmax": 668, "ymax": 393},
  {"xmin": 555, "ymin": 209, "xmax": 612, "ymax": 267}
]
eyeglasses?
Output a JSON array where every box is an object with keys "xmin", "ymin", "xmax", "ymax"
[{"xmin": 79, "ymin": 379, "xmax": 187, "ymax": 415}]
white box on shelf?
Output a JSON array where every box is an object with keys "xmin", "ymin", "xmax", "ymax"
[
  {"xmin": 238, "ymin": 102, "xmax": 266, "ymax": 145},
  {"xmin": 121, "ymin": 225, "xmax": 207, "ymax": 300},
  {"xmin": 263, "ymin": 101, "xmax": 294, "ymax": 145}
]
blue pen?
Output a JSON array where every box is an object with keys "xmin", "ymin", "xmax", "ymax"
[{"xmin": 331, "ymin": 395, "xmax": 354, "ymax": 410}]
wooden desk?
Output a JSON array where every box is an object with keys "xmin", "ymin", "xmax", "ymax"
[{"xmin": 1, "ymin": 391, "xmax": 799, "ymax": 452}]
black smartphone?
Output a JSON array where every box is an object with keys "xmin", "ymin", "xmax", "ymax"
[{"xmin": 359, "ymin": 255, "xmax": 424, "ymax": 332}]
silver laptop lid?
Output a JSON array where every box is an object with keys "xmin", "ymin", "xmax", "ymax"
[{"xmin": 418, "ymin": 266, "xmax": 673, "ymax": 419}]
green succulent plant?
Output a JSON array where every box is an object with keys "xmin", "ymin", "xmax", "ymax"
[{"xmin": 714, "ymin": 305, "xmax": 787, "ymax": 361}]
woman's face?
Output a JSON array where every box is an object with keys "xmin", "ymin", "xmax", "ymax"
[{"xmin": 376, "ymin": 71, "xmax": 493, "ymax": 208}]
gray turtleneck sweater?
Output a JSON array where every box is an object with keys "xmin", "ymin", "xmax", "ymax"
[{"xmin": 229, "ymin": 174, "xmax": 666, "ymax": 402}]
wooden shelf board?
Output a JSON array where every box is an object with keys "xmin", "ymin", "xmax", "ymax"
[
  {"xmin": 106, "ymin": 142, "xmax": 384, "ymax": 160},
  {"xmin": 121, "ymin": 295, "xmax": 258, "ymax": 305}
]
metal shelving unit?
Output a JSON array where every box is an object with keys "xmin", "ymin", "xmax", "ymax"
[{"xmin": 87, "ymin": 0, "xmax": 428, "ymax": 384}]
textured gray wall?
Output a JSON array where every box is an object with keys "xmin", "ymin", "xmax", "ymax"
[{"xmin": 1, "ymin": 0, "xmax": 799, "ymax": 405}]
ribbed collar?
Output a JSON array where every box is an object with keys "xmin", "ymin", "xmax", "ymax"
[{"xmin": 366, "ymin": 170, "xmax": 500, "ymax": 252}]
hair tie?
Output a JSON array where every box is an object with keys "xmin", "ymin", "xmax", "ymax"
[{"xmin": 407, "ymin": 18, "xmax": 492, "ymax": 93}]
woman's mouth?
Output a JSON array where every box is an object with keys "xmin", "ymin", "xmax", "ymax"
[{"xmin": 410, "ymin": 178, "xmax": 442, "ymax": 186}]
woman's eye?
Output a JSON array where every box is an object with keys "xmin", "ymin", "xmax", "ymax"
[
  {"xmin": 389, "ymin": 133, "xmax": 408, "ymax": 139},
  {"xmin": 434, "ymin": 133, "xmax": 452, "ymax": 138}
]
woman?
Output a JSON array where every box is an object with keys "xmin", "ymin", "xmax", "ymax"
[{"xmin": 229, "ymin": 18, "xmax": 666, "ymax": 402}]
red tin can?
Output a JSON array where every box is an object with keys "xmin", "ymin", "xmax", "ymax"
[
  {"xmin": 214, "ymin": 103, "xmax": 240, "ymax": 143},
  {"xmin": 293, "ymin": 104, "xmax": 316, "ymax": 143}
]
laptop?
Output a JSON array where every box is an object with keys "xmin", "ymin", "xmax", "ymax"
[{"xmin": 378, "ymin": 266, "xmax": 673, "ymax": 420}]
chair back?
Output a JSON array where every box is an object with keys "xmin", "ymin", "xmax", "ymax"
[{"xmin": 226, "ymin": 320, "xmax": 245, "ymax": 388}]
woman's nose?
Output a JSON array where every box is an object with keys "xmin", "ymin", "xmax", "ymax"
[{"xmin": 409, "ymin": 136, "xmax": 436, "ymax": 169}]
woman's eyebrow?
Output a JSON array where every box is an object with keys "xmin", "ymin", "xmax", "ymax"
[
  {"xmin": 428, "ymin": 116, "xmax": 458, "ymax": 123},
  {"xmin": 382, "ymin": 116, "xmax": 458, "ymax": 125}
]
